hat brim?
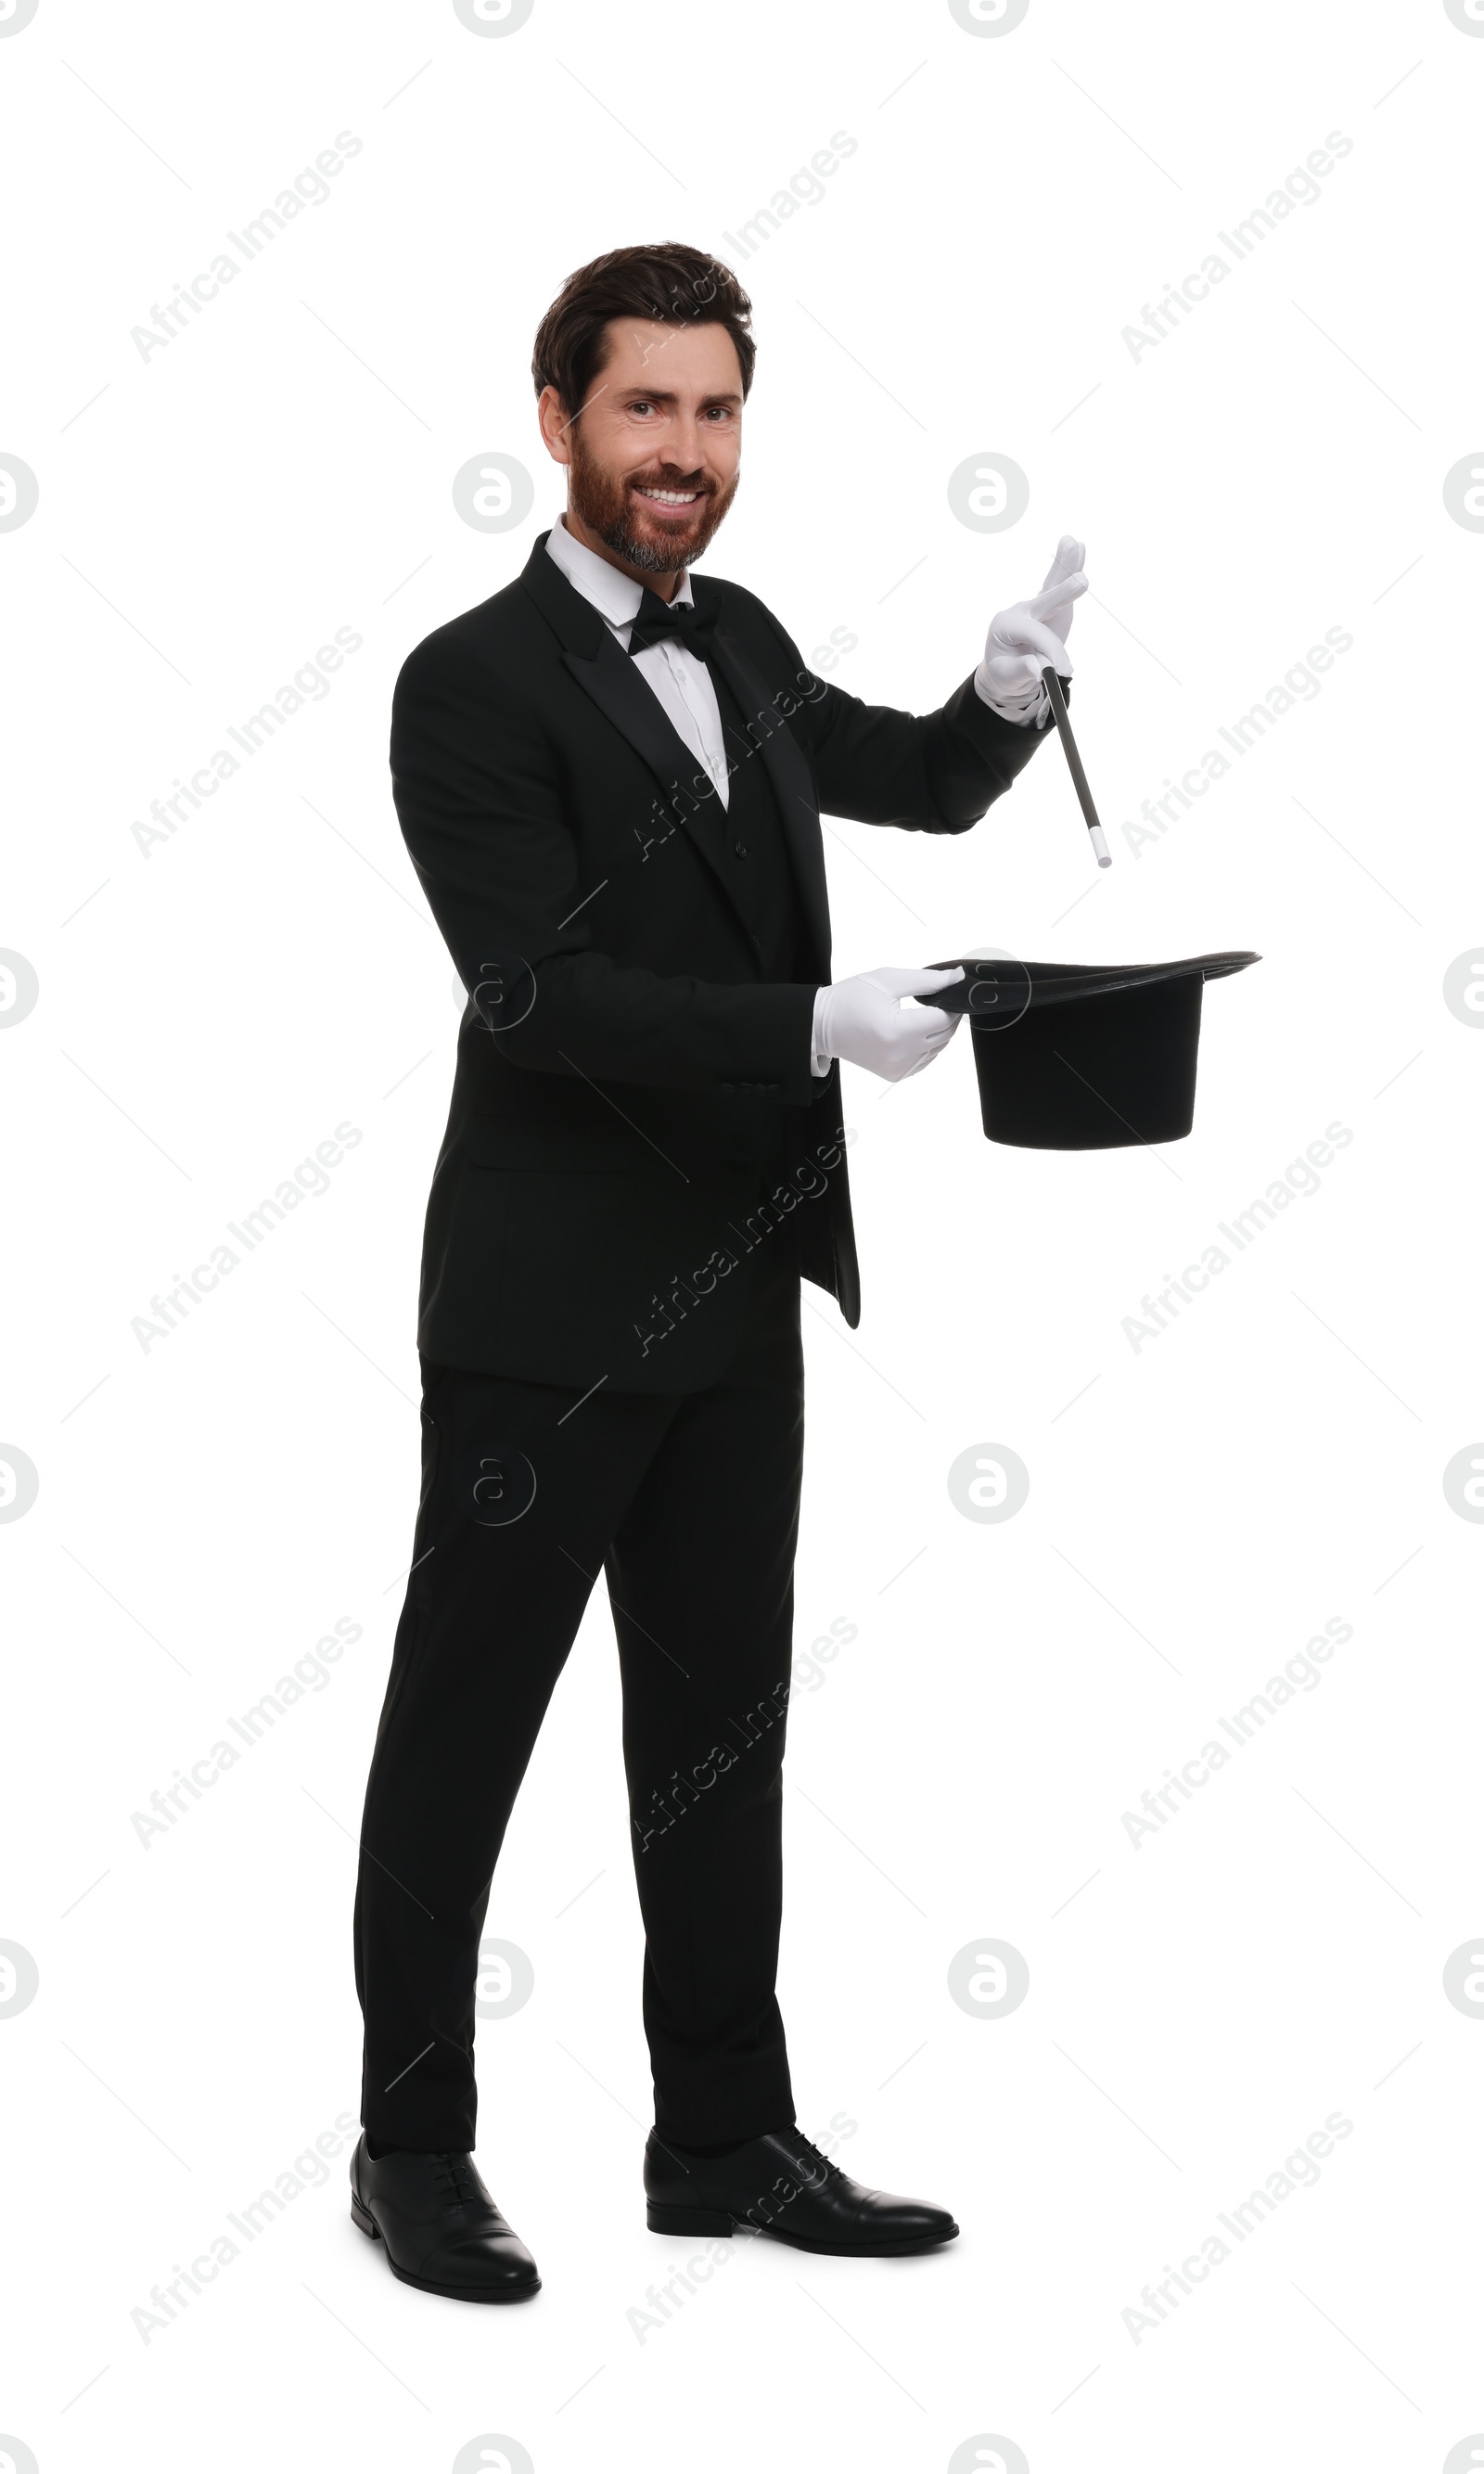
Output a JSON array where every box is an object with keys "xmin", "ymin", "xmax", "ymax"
[
  {"xmin": 922, "ymin": 950, "xmax": 1260, "ymax": 1018},
  {"xmin": 920, "ymin": 951, "xmax": 1260, "ymax": 1150}
]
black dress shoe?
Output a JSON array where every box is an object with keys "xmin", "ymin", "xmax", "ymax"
[
  {"xmin": 350, "ymin": 2135, "xmax": 540, "ymax": 2301},
  {"xmin": 645, "ymin": 2125, "xmax": 958, "ymax": 2256}
]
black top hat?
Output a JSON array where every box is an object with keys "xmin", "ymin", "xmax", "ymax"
[{"xmin": 922, "ymin": 952, "xmax": 1260, "ymax": 1149}]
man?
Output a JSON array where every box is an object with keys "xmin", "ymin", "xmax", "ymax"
[{"xmin": 351, "ymin": 242, "xmax": 1085, "ymax": 2301}]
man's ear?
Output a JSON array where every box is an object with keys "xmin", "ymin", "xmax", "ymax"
[{"xmin": 537, "ymin": 384, "xmax": 575, "ymax": 467}]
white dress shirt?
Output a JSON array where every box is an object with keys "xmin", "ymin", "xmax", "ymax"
[
  {"xmin": 544, "ymin": 518, "xmax": 732, "ymax": 808},
  {"xmin": 544, "ymin": 515, "xmax": 1033, "ymax": 1078}
]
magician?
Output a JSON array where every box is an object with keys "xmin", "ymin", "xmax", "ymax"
[{"xmin": 350, "ymin": 240, "xmax": 1087, "ymax": 2301}]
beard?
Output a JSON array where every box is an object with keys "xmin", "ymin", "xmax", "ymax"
[{"xmin": 567, "ymin": 429, "xmax": 738, "ymax": 574}]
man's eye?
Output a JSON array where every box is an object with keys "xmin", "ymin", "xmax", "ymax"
[{"xmin": 629, "ymin": 401, "xmax": 654, "ymax": 416}]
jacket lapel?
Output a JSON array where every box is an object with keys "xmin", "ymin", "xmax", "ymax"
[
  {"xmin": 518, "ymin": 535, "xmax": 833, "ymax": 976},
  {"xmin": 520, "ymin": 537, "xmax": 749, "ymax": 928},
  {"xmin": 569, "ymin": 627, "xmax": 747, "ymax": 899}
]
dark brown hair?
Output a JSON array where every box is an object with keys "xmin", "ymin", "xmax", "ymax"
[{"xmin": 531, "ymin": 243, "xmax": 755, "ymax": 417}]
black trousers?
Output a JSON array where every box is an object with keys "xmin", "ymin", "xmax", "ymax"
[{"xmin": 353, "ymin": 1233, "xmax": 804, "ymax": 2154}]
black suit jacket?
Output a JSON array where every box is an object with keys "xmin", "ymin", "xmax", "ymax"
[{"xmin": 391, "ymin": 532, "xmax": 1055, "ymax": 1392}]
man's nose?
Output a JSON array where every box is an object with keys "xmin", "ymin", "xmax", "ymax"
[{"xmin": 662, "ymin": 414, "xmax": 707, "ymax": 473}]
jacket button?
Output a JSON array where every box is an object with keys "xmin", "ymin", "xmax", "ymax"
[{"xmin": 734, "ymin": 840, "xmax": 748, "ymax": 859}]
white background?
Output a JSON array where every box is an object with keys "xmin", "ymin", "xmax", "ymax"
[{"xmin": 3, "ymin": 1, "xmax": 1482, "ymax": 2468}]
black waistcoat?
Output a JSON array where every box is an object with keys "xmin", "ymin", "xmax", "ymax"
[
  {"xmin": 706, "ymin": 658, "xmax": 814, "ymax": 982},
  {"xmin": 707, "ymin": 660, "xmax": 815, "ymax": 1200}
]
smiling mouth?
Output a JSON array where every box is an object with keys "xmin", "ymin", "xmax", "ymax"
[{"xmin": 631, "ymin": 483, "xmax": 707, "ymax": 511}]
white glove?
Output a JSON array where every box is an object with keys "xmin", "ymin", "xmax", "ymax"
[
  {"xmin": 976, "ymin": 534, "xmax": 1088, "ymax": 726},
  {"xmin": 812, "ymin": 966, "xmax": 966, "ymax": 1083}
]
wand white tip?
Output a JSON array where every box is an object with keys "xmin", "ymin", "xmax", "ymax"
[{"xmin": 1090, "ymin": 826, "xmax": 1112, "ymax": 868}]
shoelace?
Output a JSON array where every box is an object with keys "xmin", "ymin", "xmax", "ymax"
[
  {"xmin": 432, "ymin": 2153, "xmax": 481, "ymax": 2209},
  {"xmin": 786, "ymin": 2131, "xmax": 845, "ymax": 2187}
]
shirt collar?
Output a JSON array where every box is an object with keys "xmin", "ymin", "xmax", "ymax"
[{"xmin": 545, "ymin": 513, "xmax": 693, "ymax": 638}]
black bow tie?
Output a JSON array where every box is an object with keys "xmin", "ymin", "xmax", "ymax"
[{"xmin": 628, "ymin": 589, "xmax": 719, "ymax": 660}]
